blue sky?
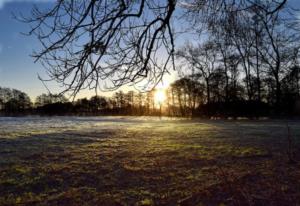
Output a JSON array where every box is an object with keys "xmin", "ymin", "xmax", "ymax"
[
  {"xmin": 0, "ymin": 0, "xmax": 299, "ymax": 101},
  {"xmin": 0, "ymin": 1, "xmax": 56, "ymax": 100}
]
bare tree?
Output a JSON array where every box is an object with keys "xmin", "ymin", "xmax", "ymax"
[
  {"xmin": 21, "ymin": 0, "xmax": 289, "ymax": 96},
  {"xmin": 22, "ymin": 0, "xmax": 176, "ymax": 96},
  {"xmin": 255, "ymin": 7, "xmax": 300, "ymax": 108},
  {"xmin": 177, "ymin": 41, "xmax": 218, "ymax": 104}
]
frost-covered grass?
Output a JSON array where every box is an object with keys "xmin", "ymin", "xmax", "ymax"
[{"xmin": 0, "ymin": 117, "xmax": 300, "ymax": 205}]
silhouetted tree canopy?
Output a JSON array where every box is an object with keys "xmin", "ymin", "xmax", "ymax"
[
  {"xmin": 22, "ymin": 0, "xmax": 289, "ymax": 96},
  {"xmin": 35, "ymin": 93, "xmax": 68, "ymax": 107},
  {"xmin": 0, "ymin": 87, "xmax": 32, "ymax": 113},
  {"xmin": 1, "ymin": 75, "xmax": 300, "ymax": 117}
]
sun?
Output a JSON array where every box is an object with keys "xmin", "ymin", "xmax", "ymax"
[
  {"xmin": 154, "ymin": 89, "xmax": 166, "ymax": 105},
  {"xmin": 153, "ymin": 78, "xmax": 172, "ymax": 106}
]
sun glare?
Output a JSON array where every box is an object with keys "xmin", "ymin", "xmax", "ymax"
[
  {"xmin": 154, "ymin": 89, "xmax": 166, "ymax": 105},
  {"xmin": 154, "ymin": 79, "xmax": 171, "ymax": 106}
]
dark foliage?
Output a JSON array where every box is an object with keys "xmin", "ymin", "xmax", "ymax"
[{"xmin": 1, "ymin": 81, "xmax": 300, "ymax": 117}]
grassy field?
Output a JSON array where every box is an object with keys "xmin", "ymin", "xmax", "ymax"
[{"xmin": 0, "ymin": 117, "xmax": 300, "ymax": 206}]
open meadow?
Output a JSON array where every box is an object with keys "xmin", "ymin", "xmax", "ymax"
[{"xmin": 1, "ymin": 116, "xmax": 300, "ymax": 206}]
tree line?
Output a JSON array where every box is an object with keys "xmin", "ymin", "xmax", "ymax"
[
  {"xmin": 1, "ymin": 80, "xmax": 300, "ymax": 117},
  {"xmin": 0, "ymin": 87, "xmax": 32, "ymax": 113},
  {"xmin": 0, "ymin": 87, "xmax": 159, "ymax": 116}
]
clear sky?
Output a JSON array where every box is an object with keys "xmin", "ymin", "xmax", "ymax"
[
  {"xmin": 0, "ymin": 0, "xmax": 299, "ymax": 101},
  {"xmin": 0, "ymin": 1, "xmax": 57, "ymax": 100}
]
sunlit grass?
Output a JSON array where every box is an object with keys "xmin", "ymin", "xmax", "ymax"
[{"xmin": 0, "ymin": 118, "xmax": 300, "ymax": 205}]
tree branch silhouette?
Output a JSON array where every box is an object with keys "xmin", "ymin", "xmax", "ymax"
[{"xmin": 21, "ymin": 0, "xmax": 288, "ymax": 97}]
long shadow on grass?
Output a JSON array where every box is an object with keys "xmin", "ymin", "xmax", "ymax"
[
  {"xmin": 1, "ymin": 123, "xmax": 300, "ymax": 206},
  {"xmin": 0, "ymin": 128, "xmax": 226, "ymax": 205}
]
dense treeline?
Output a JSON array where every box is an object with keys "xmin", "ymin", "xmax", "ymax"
[
  {"xmin": 0, "ymin": 87, "xmax": 32, "ymax": 114},
  {"xmin": 0, "ymin": 88, "xmax": 168, "ymax": 116},
  {"xmin": 1, "ymin": 81, "xmax": 300, "ymax": 117}
]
